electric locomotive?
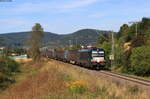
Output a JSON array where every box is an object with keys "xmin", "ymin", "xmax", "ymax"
[{"xmin": 76, "ymin": 48, "xmax": 106, "ymax": 69}]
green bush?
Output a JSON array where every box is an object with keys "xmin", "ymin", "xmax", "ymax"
[
  {"xmin": 0, "ymin": 55, "xmax": 19, "ymax": 76},
  {"xmin": 130, "ymin": 46, "xmax": 150, "ymax": 76},
  {"xmin": 0, "ymin": 55, "xmax": 20, "ymax": 90}
]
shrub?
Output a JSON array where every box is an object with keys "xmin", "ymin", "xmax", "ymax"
[
  {"xmin": 0, "ymin": 55, "xmax": 20, "ymax": 90},
  {"xmin": 85, "ymin": 86, "xmax": 108, "ymax": 98},
  {"xmin": 61, "ymin": 74, "xmax": 72, "ymax": 81},
  {"xmin": 69, "ymin": 85, "xmax": 87, "ymax": 94},
  {"xmin": 0, "ymin": 55, "xmax": 19, "ymax": 76},
  {"xmin": 130, "ymin": 46, "xmax": 150, "ymax": 76}
]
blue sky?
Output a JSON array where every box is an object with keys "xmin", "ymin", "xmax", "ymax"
[{"xmin": 0, "ymin": 0, "xmax": 150, "ymax": 34}]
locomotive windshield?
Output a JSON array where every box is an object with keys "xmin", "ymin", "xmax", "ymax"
[
  {"xmin": 92, "ymin": 51, "xmax": 104, "ymax": 57},
  {"xmin": 91, "ymin": 48, "xmax": 105, "ymax": 57}
]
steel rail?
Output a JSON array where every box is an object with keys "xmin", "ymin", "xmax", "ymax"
[{"xmin": 100, "ymin": 71, "xmax": 150, "ymax": 86}]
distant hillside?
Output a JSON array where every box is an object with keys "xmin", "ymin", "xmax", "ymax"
[{"xmin": 0, "ymin": 29, "xmax": 110, "ymax": 47}]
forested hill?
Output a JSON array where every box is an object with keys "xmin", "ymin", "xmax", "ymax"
[{"xmin": 0, "ymin": 29, "xmax": 110, "ymax": 47}]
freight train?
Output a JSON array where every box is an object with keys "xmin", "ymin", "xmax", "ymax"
[{"xmin": 42, "ymin": 47, "xmax": 106, "ymax": 70}]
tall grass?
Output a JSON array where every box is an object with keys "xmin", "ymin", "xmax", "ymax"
[{"xmin": 0, "ymin": 59, "xmax": 149, "ymax": 99}]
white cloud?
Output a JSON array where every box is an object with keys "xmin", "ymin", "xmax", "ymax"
[
  {"xmin": 3, "ymin": 0, "xmax": 99, "ymax": 14},
  {"xmin": 7, "ymin": 3, "xmax": 49, "ymax": 13}
]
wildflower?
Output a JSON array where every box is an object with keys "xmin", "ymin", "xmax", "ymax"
[{"xmin": 65, "ymin": 80, "xmax": 88, "ymax": 94}]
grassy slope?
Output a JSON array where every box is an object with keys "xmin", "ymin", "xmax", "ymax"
[{"xmin": 0, "ymin": 59, "xmax": 149, "ymax": 99}]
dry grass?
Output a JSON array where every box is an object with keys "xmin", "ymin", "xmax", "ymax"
[
  {"xmin": 47, "ymin": 60, "xmax": 150, "ymax": 99},
  {"xmin": 3, "ymin": 70, "xmax": 65, "ymax": 99},
  {"xmin": 15, "ymin": 58, "xmax": 32, "ymax": 63},
  {"xmin": 0, "ymin": 59, "xmax": 66, "ymax": 99},
  {"xmin": 0, "ymin": 59, "xmax": 150, "ymax": 99}
]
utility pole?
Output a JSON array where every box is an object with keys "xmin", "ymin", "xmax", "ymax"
[
  {"xmin": 75, "ymin": 38, "xmax": 77, "ymax": 45},
  {"xmin": 111, "ymin": 31, "xmax": 115, "ymax": 67},
  {"xmin": 135, "ymin": 23, "xmax": 138, "ymax": 36},
  {"xmin": 69, "ymin": 40, "xmax": 72, "ymax": 48}
]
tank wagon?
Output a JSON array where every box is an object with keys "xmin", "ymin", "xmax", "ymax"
[{"xmin": 43, "ymin": 48, "xmax": 106, "ymax": 70}]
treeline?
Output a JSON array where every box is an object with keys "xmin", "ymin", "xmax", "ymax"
[{"xmin": 97, "ymin": 17, "xmax": 150, "ymax": 76}]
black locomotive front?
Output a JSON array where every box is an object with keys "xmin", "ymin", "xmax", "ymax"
[{"xmin": 77, "ymin": 48, "xmax": 106, "ymax": 69}]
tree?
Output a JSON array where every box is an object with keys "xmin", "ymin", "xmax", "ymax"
[
  {"xmin": 115, "ymin": 44, "xmax": 124, "ymax": 67},
  {"xmin": 139, "ymin": 17, "xmax": 150, "ymax": 35},
  {"xmin": 131, "ymin": 35, "xmax": 146, "ymax": 47},
  {"xmin": 13, "ymin": 48, "xmax": 26, "ymax": 55},
  {"xmin": 97, "ymin": 33, "xmax": 110, "ymax": 44},
  {"xmin": 145, "ymin": 28, "xmax": 150, "ymax": 44},
  {"xmin": 70, "ymin": 45, "xmax": 82, "ymax": 50},
  {"xmin": 130, "ymin": 46, "xmax": 150, "ymax": 76},
  {"xmin": 0, "ymin": 37, "xmax": 4, "ymax": 46},
  {"xmin": 117, "ymin": 24, "xmax": 130, "ymax": 42},
  {"xmin": 28, "ymin": 23, "xmax": 44, "ymax": 61}
]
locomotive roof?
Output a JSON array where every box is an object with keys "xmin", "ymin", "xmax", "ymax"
[{"xmin": 78, "ymin": 48, "xmax": 104, "ymax": 52}]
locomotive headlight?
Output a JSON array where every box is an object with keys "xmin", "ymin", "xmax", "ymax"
[
  {"xmin": 97, "ymin": 60, "xmax": 100, "ymax": 62},
  {"xmin": 91, "ymin": 59, "xmax": 94, "ymax": 62}
]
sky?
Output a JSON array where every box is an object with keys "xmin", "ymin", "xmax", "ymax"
[{"xmin": 0, "ymin": 0, "xmax": 150, "ymax": 34}]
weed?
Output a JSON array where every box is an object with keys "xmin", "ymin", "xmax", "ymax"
[
  {"xmin": 96, "ymin": 86, "xmax": 108, "ymax": 95},
  {"xmin": 61, "ymin": 73, "xmax": 72, "ymax": 81},
  {"xmin": 86, "ymin": 91, "xmax": 97, "ymax": 97},
  {"xmin": 69, "ymin": 85, "xmax": 87, "ymax": 94},
  {"xmin": 127, "ymin": 86, "xmax": 139, "ymax": 94},
  {"xmin": 108, "ymin": 91, "xmax": 122, "ymax": 99},
  {"xmin": 66, "ymin": 80, "xmax": 88, "ymax": 94}
]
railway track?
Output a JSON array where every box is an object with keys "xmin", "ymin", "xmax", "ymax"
[
  {"xmin": 100, "ymin": 71, "xmax": 150, "ymax": 86},
  {"xmin": 49, "ymin": 59, "xmax": 150, "ymax": 91},
  {"xmin": 97, "ymin": 70, "xmax": 150, "ymax": 90}
]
